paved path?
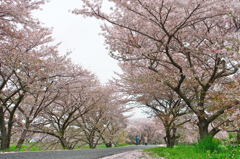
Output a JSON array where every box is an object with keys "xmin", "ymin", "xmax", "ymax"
[
  {"xmin": 100, "ymin": 149, "xmax": 164, "ymax": 159},
  {"xmin": 0, "ymin": 145, "xmax": 162, "ymax": 159}
]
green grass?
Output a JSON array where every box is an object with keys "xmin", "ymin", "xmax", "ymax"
[
  {"xmin": 114, "ymin": 144, "xmax": 132, "ymax": 147},
  {"xmin": 1, "ymin": 143, "xmax": 132, "ymax": 152},
  {"xmin": 196, "ymin": 136, "xmax": 221, "ymax": 153},
  {"xmin": 3, "ymin": 143, "xmax": 41, "ymax": 152},
  {"xmin": 145, "ymin": 145, "xmax": 207, "ymax": 159},
  {"xmin": 145, "ymin": 144, "xmax": 240, "ymax": 159},
  {"xmin": 82, "ymin": 143, "xmax": 132, "ymax": 149},
  {"xmin": 82, "ymin": 144, "xmax": 108, "ymax": 149}
]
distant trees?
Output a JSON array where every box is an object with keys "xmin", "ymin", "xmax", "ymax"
[
  {"xmin": 126, "ymin": 118, "xmax": 164, "ymax": 145},
  {"xmin": 75, "ymin": 0, "xmax": 240, "ymax": 142},
  {"xmin": 115, "ymin": 65, "xmax": 191, "ymax": 147}
]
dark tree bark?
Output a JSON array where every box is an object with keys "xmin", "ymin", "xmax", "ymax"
[
  {"xmin": 0, "ymin": 94, "xmax": 24, "ymax": 150},
  {"xmin": 237, "ymin": 130, "xmax": 240, "ymax": 144},
  {"xmin": 164, "ymin": 126, "xmax": 179, "ymax": 148},
  {"xmin": 0, "ymin": 107, "xmax": 8, "ymax": 150}
]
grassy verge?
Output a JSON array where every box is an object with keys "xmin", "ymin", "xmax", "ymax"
[
  {"xmin": 81, "ymin": 143, "xmax": 132, "ymax": 149},
  {"xmin": 1, "ymin": 143, "xmax": 41, "ymax": 152},
  {"xmin": 114, "ymin": 144, "xmax": 133, "ymax": 147},
  {"xmin": 145, "ymin": 144, "xmax": 240, "ymax": 159}
]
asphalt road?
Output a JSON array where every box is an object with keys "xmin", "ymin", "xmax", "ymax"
[{"xmin": 0, "ymin": 145, "xmax": 161, "ymax": 159}]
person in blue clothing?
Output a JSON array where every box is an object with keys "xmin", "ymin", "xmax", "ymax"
[{"xmin": 135, "ymin": 135, "xmax": 139, "ymax": 145}]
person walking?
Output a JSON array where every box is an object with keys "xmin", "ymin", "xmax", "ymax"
[
  {"xmin": 135, "ymin": 136, "xmax": 139, "ymax": 145},
  {"xmin": 144, "ymin": 134, "xmax": 148, "ymax": 145}
]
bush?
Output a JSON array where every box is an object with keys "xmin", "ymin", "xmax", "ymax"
[
  {"xmin": 196, "ymin": 135, "xmax": 221, "ymax": 153},
  {"xmin": 145, "ymin": 144, "xmax": 240, "ymax": 159}
]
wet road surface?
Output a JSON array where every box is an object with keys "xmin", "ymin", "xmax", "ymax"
[{"xmin": 0, "ymin": 145, "xmax": 161, "ymax": 159}]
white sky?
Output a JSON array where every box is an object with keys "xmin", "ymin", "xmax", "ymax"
[{"xmin": 34, "ymin": 0, "xmax": 122, "ymax": 84}]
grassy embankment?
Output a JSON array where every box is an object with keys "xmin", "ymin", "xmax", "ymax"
[
  {"xmin": 145, "ymin": 136, "xmax": 240, "ymax": 159},
  {"xmin": 145, "ymin": 144, "xmax": 239, "ymax": 159}
]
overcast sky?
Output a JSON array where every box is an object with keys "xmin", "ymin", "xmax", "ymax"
[{"xmin": 34, "ymin": 0, "xmax": 122, "ymax": 84}]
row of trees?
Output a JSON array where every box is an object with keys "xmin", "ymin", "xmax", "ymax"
[
  {"xmin": 0, "ymin": 0, "xmax": 129, "ymax": 150},
  {"xmin": 126, "ymin": 117, "xmax": 200, "ymax": 145},
  {"xmin": 1, "ymin": 0, "xmax": 239, "ymax": 150},
  {"xmin": 76, "ymin": 0, "xmax": 240, "ymax": 147}
]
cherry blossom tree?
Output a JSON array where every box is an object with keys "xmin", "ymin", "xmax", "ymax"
[
  {"xmin": 0, "ymin": 0, "xmax": 46, "ymax": 41},
  {"xmin": 75, "ymin": 86, "xmax": 129, "ymax": 149},
  {"xmin": 14, "ymin": 83, "xmax": 58, "ymax": 150},
  {"xmin": 100, "ymin": 116, "xmax": 125, "ymax": 147},
  {"xmin": 30, "ymin": 67, "xmax": 102, "ymax": 150},
  {"xmin": 14, "ymin": 54, "xmax": 72, "ymax": 150},
  {"xmin": 147, "ymin": 95, "xmax": 191, "ymax": 148},
  {"xmin": 0, "ymin": 0, "xmax": 70, "ymax": 150},
  {"xmin": 98, "ymin": 89, "xmax": 129, "ymax": 147},
  {"xmin": 0, "ymin": 21, "xmax": 55, "ymax": 150},
  {"xmin": 74, "ymin": 0, "xmax": 240, "ymax": 139},
  {"xmin": 115, "ymin": 64, "xmax": 191, "ymax": 147},
  {"xmin": 219, "ymin": 109, "xmax": 240, "ymax": 144}
]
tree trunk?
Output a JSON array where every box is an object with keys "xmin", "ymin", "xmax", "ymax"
[
  {"xmin": 198, "ymin": 116, "xmax": 210, "ymax": 139},
  {"xmin": 15, "ymin": 129, "xmax": 28, "ymax": 150},
  {"xmin": 89, "ymin": 140, "xmax": 95, "ymax": 149},
  {"xmin": 87, "ymin": 131, "xmax": 99, "ymax": 149},
  {"xmin": 1, "ymin": 136, "xmax": 10, "ymax": 151},
  {"xmin": 164, "ymin": 135, "xmax": 176, "ymax": 148},
  {"xmin": 16, "ymin": 118, "xmax": 31, "ymax": 150},
  {"xmin": 105, "ymin": 142, "xmax": 112, "ymax": 148},
  {"xmin": 164, "ymin": 127, "xmax": 179, "ymax": 148},
  {"xmin": 59, "ymin": 137, "xmax": 69, "ymax": 150},
  {"xmin": 237, "ymin": 129, "xmax": 240, "ymax": 144},
  {"xmin": 0, "ymin": 107, "xmax": 9, "ymax": 150},
  {"xmin": 1, "ymin": 94, "xmax": 25, "ymax": 150},
  {"xmin": 101, "ymin": 136, "xmax": 112, "ymax": 148},
  {"xmin": 0, "ymin": 118, "xmax": 15, "ymax": 150}
]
